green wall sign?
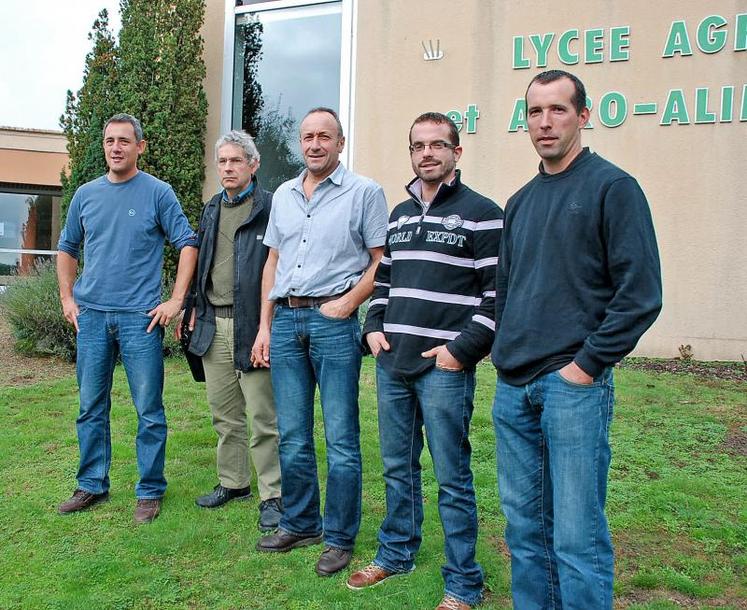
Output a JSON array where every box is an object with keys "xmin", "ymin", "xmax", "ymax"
[{"xmin": 507, "ymin": 13, "xmax": 746, "ymax": 131}]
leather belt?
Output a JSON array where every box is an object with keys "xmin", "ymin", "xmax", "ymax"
[{"xmin": 276, "ymin": 294, "xmax": 340, "ymax": 308}]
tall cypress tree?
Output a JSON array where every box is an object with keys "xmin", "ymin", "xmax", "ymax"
[
  {"xmin": 117, "ymin": 0, "xmax": 208, "ymax": 278},
  {"xmin": 59, "ymin": 9, "xmax": 118, "ymax": 220}
]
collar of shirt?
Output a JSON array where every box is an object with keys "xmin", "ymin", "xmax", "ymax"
[
  {"xmin": 408, "ymin": 174, "xmax": 457, "ymax": 208},
  {"xmin": 291, "ymin": 162, "xmax": 346, "ymax": 199},
  {"xmin": 222, "ymin": 180, "xmax": 256, "ymax": 206}
]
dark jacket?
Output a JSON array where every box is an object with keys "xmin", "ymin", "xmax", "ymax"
[
  {"xmin": 363, "ymin": 170, "xmax": 503, "ymax": 377},
  {"xmin": 188, "ymin": 177, "xmax": 272, "ymax": 372}
]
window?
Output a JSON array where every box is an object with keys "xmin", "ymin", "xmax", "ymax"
[
  {"xmin": 0, "ymin": 189, "xmax": 61, "ymax": 282},
  {"xmin": 231, "ymin": 0, "xmax": 349, "ymax": 191}
]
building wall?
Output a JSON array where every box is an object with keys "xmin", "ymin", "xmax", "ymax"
[
  {"xmin": 202, "ymin": 0, "xmax": 227, "ymax": 200},
  {"xmin": 353, "ymin": 0, "xmax": 747, "ymax": 361},
  {"xmin": 0, "ymin": 128, "xmax": 68, "ymax": 187}
]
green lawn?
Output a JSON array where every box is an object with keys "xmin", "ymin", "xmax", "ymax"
[{"xmin": 0, "ymin": 359, "xmax": 744, "ymax": 609}]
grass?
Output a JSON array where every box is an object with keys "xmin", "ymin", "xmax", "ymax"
[{"xmin": 0, "ymin": 359, "xmax": 744, "ymax": 609}]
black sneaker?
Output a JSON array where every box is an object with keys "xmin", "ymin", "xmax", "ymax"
[
  {"xmin": 258, "ymin": 497, "xmax": 283, "ymax": 531},
  {"xmin": 195, "ymin": 484, "xmax": 251, "ymax": 509}
]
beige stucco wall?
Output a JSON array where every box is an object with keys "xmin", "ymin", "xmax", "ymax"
[
  {"xmin": 353, "ymin": 0, "xmax": 747, "ymax": 361},
  {"xmin": 201, "ymin": 0, "xmax": 227, "ymax": 200},
  {"xmin": 0, "ymin": 128, "xmax": 68, "ymax": 187}
]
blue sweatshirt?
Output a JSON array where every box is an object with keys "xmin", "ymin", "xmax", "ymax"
[
  {"xmin": 491, "ymin": 149, "xmax": 662, "ymax": 385},
  {"xmin": 57, "ymin": 171, "xmax": 198, "ymax": 312}
]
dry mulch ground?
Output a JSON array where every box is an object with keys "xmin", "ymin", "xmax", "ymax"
[
  {"xmin": 619, "ymin": 356, "xmax": 747, "ymax": 383},
  {"xmin": 0, "ymin": 316, "xmax": 74, "ymax": 387}
]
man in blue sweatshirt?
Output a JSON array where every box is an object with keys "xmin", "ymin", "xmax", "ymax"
[
  {"xmin": 56, "ymin": 113, "xmax": 198, "ymax": 524},
  {"xmin": 491, "ymin": 71, "xmax": 662, "ymax": 609}
]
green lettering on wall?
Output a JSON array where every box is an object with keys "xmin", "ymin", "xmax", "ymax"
[
  {"xmin": 663, "ymin": 21, "xmax": 693, "ymax": 57},
  {"xmin": 695, "ymin": 88, "xmax": 717, "ymax": 123},
  {"xmin": 446, "ymin": 110, "xmax": 463, "ymax": 132},
  {"xmin": 508, "ymin": 99, "xmax": 527, "ymax": 132},
  {"xmin": 735, "ymin": 13, "xmax": 747, "ymax": 51},
  {"xmin": 610, "ymin": 26, "xmax": 630, "ymax": 61},
  {"xmin": 513, "ymin": 36, "xmax": 530, "ymax": 69},
  {"xmin": 741, "ymin": 85, "xmax": 747, "ymax": 121},
  {"xmin": 529, "ymin": 33, "xmax": 555, "ymax": 67},
  {"xmin": 464, "ymin": 104, "xmax": 479, "ymax": 134},
  {"xmin": 661, "ymin": 89, "xmax": 691, "ymax": 124},
  {"xmin": 720, "ymin": 86, "xmax": 734, "ymax": 122},
  {"xmin": 558, "ymin": 29, "xmax": 579, "ymax": 64},
  {"xmin": 697, "ymin": 15, "xmax": 728, "ymax": 53},
  {"xmin": 584, "ymin": 28, "xmax": 604, "ymax": 63},
  {"xmin": 599, "ymin": 92, "xmax": 628, "ymax": 127}
]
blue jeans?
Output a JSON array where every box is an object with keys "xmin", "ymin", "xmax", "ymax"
[
  {"xmin": 492, "ymin": 368, "xmax": 615, "ymax": 610},
  {"xmin": 75, "ymin": 308, "xmax": 167, "ymax": 499},
  {"xmin": 374, "ymin": 363, "xmax": 483, "ymax": 606},
  {"xmin": 270, "ymin": 305, "xmax": 363, "ymax": 550}
]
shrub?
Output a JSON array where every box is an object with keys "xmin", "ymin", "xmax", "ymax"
[
  {"xmin": 1, "ymin": 261, "xmax": 77, "ymax": 361},
  {"xmin": 1, "ymin": 261, "xmax": 184, "ymax": 361}
]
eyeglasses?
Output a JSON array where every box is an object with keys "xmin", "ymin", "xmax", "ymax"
[{"xmin": 409, "ymin": 140, "xmax": 456, "ymax": 154}]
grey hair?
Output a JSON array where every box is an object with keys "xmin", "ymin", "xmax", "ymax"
[
  {"xmin": 214, "ymin": 130, "xmax": 261, "ymax": 164},
  {"xmin": 103, "ymin": 113, "xmax": 144, "ymax": 142}
]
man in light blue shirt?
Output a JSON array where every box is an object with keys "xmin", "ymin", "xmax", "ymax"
[
  {"xmin": 253, "ymin": 107, "xmax": 388, "ymax": 576},
  {"xmin": 56, "ymin": 113, "xmax": 198, "ymax": 524}
]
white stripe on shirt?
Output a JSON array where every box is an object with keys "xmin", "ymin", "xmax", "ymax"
[
  {"xmin": 473, "ymin": 314, "xmax": 495, "ymax": 331},
  {"xmin": 383, "ymin": 323, "xmax": 461, "ymax": 340},
  {"xmin": 390, "ymin": 250, "xmax": 475, "ymax": 268},
  {"xmin": 389, "ymin": 287, "xmax": 481, "ymax": 306}
]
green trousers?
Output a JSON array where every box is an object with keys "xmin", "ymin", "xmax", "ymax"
[{"xmin": 201, "ymin": 316, "xmax": 281, "ymax": 500}]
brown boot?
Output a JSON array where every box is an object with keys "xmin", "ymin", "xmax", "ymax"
[
  {"xmin": 435, "ymin": 595, "xmax": 472, "ymax": 610},
  {"xmin": 58, "ymin": 489, "xmax": 109, "ymax": 514},
  {"xmin": 346, "ymin": 563, "xmax": 410, "ymax": 590},
  {"xmin": 134, "ymin": 498, "xmax": 161, "ymax": 524}
]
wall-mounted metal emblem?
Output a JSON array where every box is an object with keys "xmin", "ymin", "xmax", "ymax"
[{"xmin": 422, "ymin": 39, "xmax": 444, "ymax": 61}]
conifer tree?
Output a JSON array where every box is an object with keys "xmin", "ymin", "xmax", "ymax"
[
  {"xmin": 117, "ymin": 0, "xmax": 208, "ymax": 225},
  {"xmin": 59, "ymin": 10, "xmax": 118, "ymax": 220}
]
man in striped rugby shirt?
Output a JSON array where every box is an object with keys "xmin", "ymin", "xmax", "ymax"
[{"xmin": 347, "ymin": 112, "xmax": 503, "ymax": 610}]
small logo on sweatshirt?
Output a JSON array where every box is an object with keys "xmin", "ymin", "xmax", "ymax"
[
  {"xmin": 568, "ymin": 202, "xmax": 582, "ymax": 214},
  {"xmin": 442, "ymin": 214, "xmax": 463, "ymax": 230},
  {"xmin": 396, "ymin": 215, "xmax": 410, "ymax": 229},
  {"xmin": 128, "ymin": 209, "xmax": 136, "ymax": 217}
]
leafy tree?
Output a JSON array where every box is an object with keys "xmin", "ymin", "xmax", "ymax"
[
  {"xmin": 256, "ymin": 101, "xmax": 304, "ymax": 192},
  {"xmin": 59, "ymin": 9, "xmax": 118, "ymax": 220},
  {"xmin": 117, "ymin": 0, "xmax": 208, "ymax": 278},
  {"xmin": 238, "ymin": 16, "xmax": 264, "ymax": 139}
]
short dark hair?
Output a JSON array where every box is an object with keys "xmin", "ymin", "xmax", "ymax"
[
  {"xmin": 525, "ymin": 70, "xmax": 587, "ymax": 115},
  {"xmin": 103, "ymin": 113, "xmax": 144, "ymax": 142},
  {"xmin": 302, "ymin": 107, "xmax": 344, "ymax": 138},
  {"xmin": 409, "ymin": 112, "xmax": 460, "ymax": 146}
]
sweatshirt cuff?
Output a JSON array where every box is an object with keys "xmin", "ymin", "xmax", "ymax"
[
  {"xmin": 573, "ymin": 350, "xmax": 606, "ymax": 379},
  {"xmin": 446, "ymin": 340, "xmax": 479, "ymax": 370}
]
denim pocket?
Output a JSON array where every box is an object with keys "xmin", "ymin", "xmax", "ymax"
[
  {"xmin": 315, "ymin": 304, "xmax": 353, "ymax": 322},
  {"xmin": 553, "ymin": 368, "xmax": 609, "ymax": 388}
]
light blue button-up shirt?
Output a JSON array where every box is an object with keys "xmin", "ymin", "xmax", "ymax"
[{"xmin": 264, "ymin": 163, "xmax": 388, "ymax": 300}]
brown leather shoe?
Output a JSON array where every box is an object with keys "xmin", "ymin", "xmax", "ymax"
[
  {"xmin": 315, "ymin": 546, "xmax": 352, "ymax": 576},
  {"xmin": 346, "ymin": 563, "xmax": 410, "ymax": 590},
  {"xmin": 134, "ymin": 498, "xmax": 161, "ymax": 524},
  {"xmin": 58, "ymin": 489, "xmax": 109, "ymax": 514},
  {"xmin": 435, "ymin": 595, "xmax": 472, "ymax": 610},
  {"xmin": 255, "ymin": 528, "xmax": 322, "ymax": 552}
]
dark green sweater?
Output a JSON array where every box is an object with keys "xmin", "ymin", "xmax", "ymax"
[{"xmin": 491, "ymin": 148, "xmax": 662, "ymax": 385}]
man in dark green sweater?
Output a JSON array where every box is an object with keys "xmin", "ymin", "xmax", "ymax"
[{"xmin": 491, "ymin": 70, "xmax": 662, "ymax": 610}]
